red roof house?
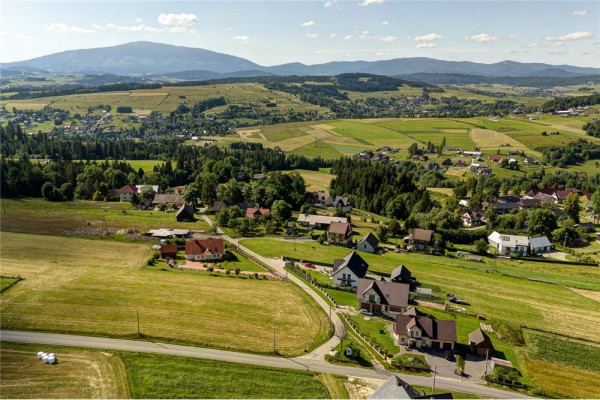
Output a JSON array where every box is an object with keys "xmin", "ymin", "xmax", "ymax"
[
  {"xmin": 185, "ymin": 238, "xmax": 225, "ymax": 261},
  {"xmin": 245, "ymin": 208, "xmax": 270, "ymax": 219}
]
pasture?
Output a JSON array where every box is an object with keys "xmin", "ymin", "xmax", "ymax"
[
  {"xmin": 0, "ymin": 341, "xmax": 129, "ymax": 399},
  {"xmin": 287, "ymin": 169, "xmax": 336, "ymax": 192},
  {"xmin": 0, "ymin": 232, "xmax": 330, "ymax": 356}
]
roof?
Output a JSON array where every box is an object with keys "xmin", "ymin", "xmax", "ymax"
[
  {"xmin": 529, "ymin": 236, "xmax": 552, "ymax": 249},
  {"xmin": 245, "ymin": 207, "xmax": 270, "ymax": 218},
  {"xmin": 332, "ymin": 251, "xmax": 369, "ymax": 278},
  {"xmin": 160, "ymin": 244, "xmax": 177, "ymax": 254},
  {"xmin": 396, "ymin": 309, "xmax": 457, "ymax": 342},
  {"xmin": 153, "ymin": 194, "xmax": 184, "ymax": 204},
  {"xmin": 328, "ymin": 221, "xmax": 352, "ymax": 235},
  {"xmin": 491, "ymin": 358, "xmax": 514, "ymax": 369},
  {"xmin": 409, "ymin": 228, "xmax": 434, "ymax": 243},
  {"xmin": 176, "ymin": 203, "xmax": 195, "ymax": 219},
  {"xmin": 185, "ymin": 238, "xmax": 224, "ymax": 256},
  {"xmin": 390, "ymin": 265, "xmax": 411, "ymax": 283},
  {"xmin": 333, "ymin": 196, "xmax": 350, "ymax": 207},
  {"xmin": 488, "ymin": 231, "xmax": 528, "ymax": 247},
  {"xmin": 297, "ymin": 214, "xmax": 348, "ymax": 225},
  {"xmin": 468, "ymin": 329, "xmax": 494, "ymax": 349},
  {"xmin": 356, "ymin": 278, "xmax": 409, "ymax": 308},
  {"xmin": 359, "ymin": 232, "xmax": 380, "ymax": 248},
  {"xmin": 368, "ymin": 376, "xmax": 420, "ymax": 399},
  {"xmin": 118, "ymin": 184, "xmax": 138, "ymax": 194},
  {"xmin": 518, "ymin": 198, "xmax": 541, "ymax": 208},
  {"xmin": 146, "ymin": 228, "xmax": 190, "ymax": 238}
]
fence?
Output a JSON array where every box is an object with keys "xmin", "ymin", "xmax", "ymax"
[
  {"xmin": 236, "ymin": 247, "xmax": 285, "ymax": 279},
  {"xmin": 341, "ymin": 314, "xmax": 393, "ymax": 361}
]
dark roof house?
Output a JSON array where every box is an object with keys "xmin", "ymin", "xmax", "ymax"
[
  {"xmin": 176, "ymin": 203, "xmax": 195, "ymax": 222},
  {"xmin": 357, "ymin": 232, "xmax": 379, "ymax": 253},
  {"xmin": 468, "ymin": 328, "xmax": 494, "ymax": 357},
  {"xmin": 390, "ymin": 265, "xmax": 412, "ymax": 284}
]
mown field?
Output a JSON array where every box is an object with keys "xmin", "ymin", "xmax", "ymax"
[
  {"xmin": 0, "ymin": 232, "xmax": 329, "ymax": 356},
  {"xmin": 0, "ymin": 341, "xmax": 340, "ymax": 399},
  {"xmin": 0, "ymin": 197, "xmax": 210, "ymax": 236},
  {"xmin": 241, "ymin": 239, "xmax": 600, "ymax": 344}
]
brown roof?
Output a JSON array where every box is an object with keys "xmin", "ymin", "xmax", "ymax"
[
  {"xmin": 185, "ymin": 238, "xmax": 224, "ymax": 256},
  {"xmin": 518, "ymin": 198, "xmax": 541, "ymax": 208},
  {"xmin": 245, "ymin": 208, "xmax": 270, "ymax": 218},
  {"xmin": 468, "ymin": 329, "xmax": 494, "ymax": 349},
  {"xmin": 410, "ymin": 228, "xmax": 434, "ymax": 243},
  {"xmin": 356, "ymin": 278, "xmax": 409, "ymax": 308},
  {"xmin": 328, "ymin": 221, "xmax": 352, "ymax": 235},
  {"xmin": 395, "ymin": 309, "xmax": 456, "ymax": 342},
  {"xmin": 160, "ymin": 244, "xmax": 177, "ymax": 255},
  {"xmin": 153, "ymin": 194, "xmax": 184, "ymax": 204},
  {"xmin": 119, "ymin": 184, "xmax": 138, "ymax": 194}
]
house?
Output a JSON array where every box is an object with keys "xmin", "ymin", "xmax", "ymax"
[
  {"xmin": 460, "ymin": 209, "xmax": 484, "ymax": 227},
  {"xmin": 185, "ymin": 237, "xmax": 225, "ymax": 261},
  {"xmin": 488, "ymin": 155, "xmax": 503, "ymax": 163},
  {"xmin": 390, "ymin": 265, "xmax": 412, "ymax": 286},
  {"xmin": 145, "ymin": 229, "xmax": 191, "ymax": 239},
  {"xmin": 245, "ymin": 207, "xmax": 270, "ymax": 219},
  {"xmin": 331, "ymin": 251, "xmax": 369, "ymax": 288},
  {"xmin": 136, "ymin": 198, "xmax": 153, "ymax": 210},
  {"xmin": 528, "ymin": 236, "xmax": 552, "ymax": 254},
  {"xmin": 212, "ymin": 201, "xmax": 258, "ymax": 213},
  {"xmin": 356, "ymin": 278, "xmax": 410, "ymax": 316},
  {"xmin": 443, "ymin": 146, "xmax": 460, "ymax": 152},
  {"xmin": 406, "ymin": 228, "xmax": 435, "ymax": 252},
  {"xmin": 490, "ymin": 201, "xmax": 519, "ymax": 215},
  {"xmin": 117, "ymin": 184, "xmax": 138, "ymax": 202},
  {"xmin": 393, "ymin": 308, "xmax": 457, "ymax": 350},
  {"xmin": 312, "ymin": 191, "xmax": 333, "ymax": 207},
  {"xmin": 523, "ymin": 157, "xmax": 534, "ymax": 165},
  {"xmin": 468, "ymin": 329, "xmax": 494, "ymax": 357},
  {"xmin": 176, "ymin": 203, "xmax": 195, "ymax": 222},
  {"xmin": 463, "ymin": 151, "xmax": 482, "ymax": 157},
  {"xmin": 357, "ymin": 232, "xmax": 379, "ymax": 253},
  {"xmin": 518, "ymin": 198, "xmax": 541, "ymax": 209},
  {"xmin": 297, "ymin": 214, "xmax": 348, "ymax": 230},
  {"xmin": 153, "ymin": 194, "xmax": 184, "ymax": 206},
  {"xmin": 327, "ymin": 222, "xmax": 353, "ymax": 246},
  {"xmin": 160, "ymin": 243, "xmax": 178, "ymax": 259},
  {"xmin": 490, "ymin": 358, "xmax": 515, "ymax": 371},
  {"xmin": 369, "ymin": 376, "xmax": 453, "ymax": 400},
  {"xmin": 333, "ymin": 196, "xmax": 351, "ymax": 212},
  {"xmin": 487, "ymin": 231, "xmax": 529, "ymax": 256},
  {"xmin": 576, "ymin": 222, "xmax": 596, "ymax": 232}
]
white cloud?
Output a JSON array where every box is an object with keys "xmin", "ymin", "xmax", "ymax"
[
  {"xmin": 356, "ymin": 31, "xmax": 396, "ymax": 42},
  {"xmin": 569, "ymin": 10, "xmax": 587, "ymax": 16},
  {"xmin": 358, "ymin": 30, "xmax": 370, "ymax": 39},
  {"xmin": 551, "ymin": 41, "xmax": 564, "ymax": 47},
  {"xmin": 526, "ymin": 42, "xmax": 539, "ymax": 48},
  {"xmin": 157, "ymin": 13, "xmax": 197, "ymax": 26},
  {"xmin": 46, "ymin": 22, "xmax": 95, "ymax": 34},
  {"xmin": 544, "ymin": 31, "xmax": 592, "ymax": 41},
  {"xmin": 381, "ymin": 21, "xmax": 388, "ymax": 26},
  {"xmin": 0, "ymin": 31, "xmax": 30, "ymax": 39},
  {"xmin": 135, "ymin": 18, "xmax": 143, "ymax": 23},
  {"xmin": 323, "ymin": 1, "xmax": 336, "ymax": 7},
  {"xmin": 168, "ymin": 27, "xmax": 194, "ymax": 33},
  {"xmin": 359, "ymin": 0, "xmax": 383, "ymax": 7},
  {"xmin": 301, "ymin": 20, "xmax": 316, "ymax": 27},
  {"xmin": 305, "ymin": 33, "xmax": 318, "ymax": 38},
  {"xmin": 376, "ymin": 51, "xmax": 385, "ymax": 56},
  {"xmin": 378, "ymin": 35, "xmax": 396, "ymax": 43},
  {"xmin": 233, "ymin": 35, "xmax": 250, "ymax": 44},
  {"xmin": 344, "ymin": 35, "xmax": 352, "ymax": 40},
  {"xmin": 106, "ymin": 23, "xmax": 160, "ymax": 32},
  {"xmin": 416, "ymin": 43, "xmax": 437, "ymax": 48},
  {"xmin": 463, "ymin": 33, "xmax": 513, "ymax": 42},
  {"xmin": 414, "ymin": 32, "xmax": 443, "ymax": 42},
  {"xmin": 330, "ymin": 33, "xmax": 337, "ymax": 38}
]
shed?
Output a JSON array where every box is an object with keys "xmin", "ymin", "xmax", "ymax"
[
  {"xmin": 160, "ymin": 244, "xmax": 178, "ymax": 259},
  {"xmin": 468, "ymin": 328, "xmax": 494, "ymax": 357}
]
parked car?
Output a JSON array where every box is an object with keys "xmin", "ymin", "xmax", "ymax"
[
  {"xmin": 444, "ymin": 351, "xmax": 455, "ymax": 361},
  {"xmin": 303, "ymin": 263, "xmax": 316, "ymax": 269},
  {"xmin": 359, "ymin": 309, "xmax": 373, "ymax": 316}
]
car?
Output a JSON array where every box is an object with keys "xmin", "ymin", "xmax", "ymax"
[
  {"xmin": 444, "ymin": 351, "xmax": 455, "ymax": 361},
  {"xmin": 303, "ymin": 263, "xmax": 316, "ymax": 269},
  {"xmin": 359, "ymin": 309, "xmax": 373, "ymax": 316}
]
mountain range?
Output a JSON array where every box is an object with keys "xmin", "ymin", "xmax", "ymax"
[{"xmin": 3, "ymin": 41, "xmax": 599, "ymax": 79}]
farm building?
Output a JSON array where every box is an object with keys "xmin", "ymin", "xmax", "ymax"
[
  {"xmin": 468, "ymin": 328, "xmax": 494, "ymax": 357},
  {"xmin": 185, "ymin": 237, "xmax": 224, "ymax": 261},
  {"xmin": 357, "ymin": 232, "xmax": 379, "ymax": 253},
  {"xmin": 393, "ymin": 308, "xmax": 457, "ymax": 351},
  {"xmin": 518, "ymin": 198, "xmax": 541, "ymax": 209},
  {"xmin": 488, "ymin": 231, "xmax": 529, "ymax": 256},
  {"xmin": 311, "ymin": 191, "xmax": 334, "ymax": 207},
  {"xmin": 333, "ymin": 196, "xmax": 351, "ymax": 212},
  {"xmin": 297, "ymin": 214, "xmax": 348, "ymax": 230},
  {"xmin": 356, "ymin": 278, "xmax": 409, "ymax": 317},
  {"xmin": 369, "ymin": 375, "xmax": 454, "ymax": 399},
  {"xmin": 327, "ymin": 222, "xmax": 353, "ymax": 246},
  {"xmin": 152, "ymin": 194, "xmax": 184, "ymax": 206},
  {"xmin": 160, "ymin": 244, "xmax": 178, "ymax": 259},
  {"xmin": 145, "ymin": 229, "xmax": 191, "ymax": 239},
  {"xmin": 136, "ymin": 198, "xmax": 153, "ymax": 210},
  {"xmin": 331, "ymin": 251, "xmax": 369, "ymax": 288},
  {"xmin": 176, "ymin": 203, "xmax": 195, "ymax": 222}
]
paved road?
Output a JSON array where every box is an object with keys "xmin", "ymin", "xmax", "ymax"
[{"xmin": 0, "ymin": 330, "xmax": 532, "ymax": 398}]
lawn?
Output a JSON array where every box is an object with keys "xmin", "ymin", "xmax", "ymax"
[
  {"xmin": 241, "ymin": 239, "xmax": 600, "ymax": 344},
  {"xmin": 0, "ymin": 341, "xmax": 129, "ymax": 399},
  {"xmin": 0, "ymin": 197, "xmax": 210, "ymax": 236},
  {"xmin": 411, "ymin": 385, "xmax": 487, "ymax": 399},
  {"xmin": 0, "ymin": 276, "xmax": 22, "ymax": 293},
  {"xmin": 288, "ymin": 169, "xmax": 336, "ymax": 192},
  {"xmin": 347, "ymin": 315, "xmax": 399, "ymax": 356},
  {"xmin": 120, "ymin": 351, "xmax": 331, "ymax": 399},
  {"xmin": 0, "ymin": 232, "xmax": 329, "ymax": 356},
  {"xmin": 523, "ymin": 357, "xmax": 600, "ymax": 399},
  {"xmin": 524, "ymin": 330, "xmax": 600, "ymax": 373},
  {"xmin": 323, "ymin": 288, "xmax": 359, "ymax": 308}
]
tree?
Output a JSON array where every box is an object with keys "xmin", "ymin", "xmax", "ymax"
[
  {"xmin": 41, "ymin": 182, "xmax": 55, "ymax": 200},
  {"xmin": 434, "ymin": 233, "xmax": 446, "ymax": 251},
  {"xmin": 484, "ymin": 206, "xmax": 497, "ymax": 229},
  {"xmin": 452, "ymin": 181, "xmax": 468, "ymax": 199},
  {"xmin": 591, "ymin": 191, "xmax": 600, "ymax": 224},
  {"xmin": 552, "ymin": 227, "xmax": 580, "ymax": 247},
  {"xmin": 183, "ymin": 183, "xmax": 201, "ymax": 207},
  {"xmin": 228, "ymin": 205, "xmax": 243, "ymax": 219},
  {"xmin": 526, "ymin": 208, "xmax": 558, "ymax": 238},
  {"xmin": 60, "ymin": 182, "xmax": 74, "ymax": 201},
  {"xmin": 474, "ymin": 238, "xmax": 488, "ymax": 255},
  {"xmin": 271, "ymin": 200, "xmax": 292, "ymax": 222},
  {"xmin": 130, "ymin": 192, "xmax": 139, "ymax": 206},
  {"xmin": 388, "ymin": 219, "xmax": 402, "ymax": 238},
  {"xmin": 234, "ymin": 267, "xmax": 241, "ymax": 276},
  {"xmin": 376, "ymin": 225, "xmax": 389, "ymax": 243},
  {"xmin": 563, "ymin": 192, "xmax": 581, "ymax": 223},
  {"xmin": 140, "ymin": 186, "xmax": 156, "ymax": 200}
]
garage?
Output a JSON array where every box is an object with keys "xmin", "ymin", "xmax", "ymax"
[
  {"xmin": 431, "ymin": 341, "xmax": 440, "ymax": 349},
  {"xmin": 443, "ymin": 342, "xmax": 453, "ymax": 350}
]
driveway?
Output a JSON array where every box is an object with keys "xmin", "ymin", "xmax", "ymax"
[
  {"xmin": 542, "ymin": 250, "xmax": 568, "ymax": 261},
  {"xmin": 464, "ymin": 353, "xmax": 488, "ymax": 383},
  {"xmin": 424, "ymin": 349, "xmax": 459, "ymax": 380}
]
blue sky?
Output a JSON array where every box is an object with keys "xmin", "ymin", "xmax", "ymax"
[{"xmin": 1, "ymin": 0, "xmax": 599, "ymax": 67}]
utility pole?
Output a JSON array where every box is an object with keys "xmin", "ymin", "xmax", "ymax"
[
  {"xmin": 273, "ymin": 324, "xmax": 276, "ymax": 353},
  {"xmin": 432, "ymin": 365, "xmax": 438, "ymax": 395},
  {"xmin": 484, "ymin": 348, "xmax": 489, "ymax": 375},
  {"xmin": 136, "ymin": 309, "xmax": 140, "ymax": 336}
]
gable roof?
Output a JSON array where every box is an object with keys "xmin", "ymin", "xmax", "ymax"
[
  {"xmin": 390, "ymin": 265, "xmax": 411, "ymax": 283},
  {"xmin": 176, "ymin": 203, "xmax": 195, "ymax": 219},
  {"xmin": 529, "ymin": 236, "xmax": 552, "ymax": 248},
  {"xmin": 297, "ymin": 214, "xmax": 348, "ymax": 225},
  {"xmin": 488, "ymin": 231, "xmax": 528, "ymax": 247},
  {"xmin": 245, "ymin": 207, "xmax": 270, "ymax": 218},
  {"xmin": 368, "ymin": 376, "xmax": 420, "ymax": 399},
  {"xmin": 468, "ymin": 329, "xmax": 494, "ymax": 348},
  {"xmin": 332, "ymin": 251, "xmax": 369, "ymax": 278},
  {"xmin": 359, "ymin": 232, "xmax": 380, "ymax": 248},
  {"xmin": 185, "ymin": 237, "xmax": 224, "ymax": 256},
  {"xmin": 395, "ymin": 309, "xmax": 457, "ymax": 342},
  {"xmin": 328, "ymin": 221, "xmax": 352, "ymax": 235},
  {"xmin": 118, "ymin": 184, "xmax": 138, "ymax": 194},
  {"xmin": 160, "ymin": 243, "xmax": 177, "ymax": 254},
  {"xmin": 409, "ymin": 228, "xmax": 434, "ymax": 243},
  {"xmin": 333, "ymin": 196, "xmax": 350, "ymax": 207},
  {"xmin": 153, "ymin": 194, "xmax": 184, "ymax": 204},
  {"xmin": 356, "ymin": 278, "xmax": 409, "ymax": 308}
]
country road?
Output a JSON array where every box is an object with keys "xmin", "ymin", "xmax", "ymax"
[{"xmin": 0, "ymin": 330, "xmax": 533, "ymax": 399}]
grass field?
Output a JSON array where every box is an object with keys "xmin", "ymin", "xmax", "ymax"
[
  {"xmin": 0, "ymin": 341, "xmax": 129, "ymax": 399},
  {"xmin": 0, "ymin": 276, "xmax": 22, "ymax": 293},
  {"xmin": 287, "ymin": 169, "xmax": 335, "ymax": 192},
  {"xmin": 524, "ymin": 330, "xmax": 600, "ymax": 373},
  {"xmin": 0, "ymin": 198, "xmax": 210, "ymax": 236},
  {"xmin": 240, "ymin": 239, "xmax": 600, "ymax": 344},
  {"xmin": 523, "ymin": 358, "xmax": 600, "ymax": 399},
  {"xmin": 347, "ymin": 315, "xmax": 399, "ymax": 356},
  {"xmin": 0, "ymin": 232, "xmax": 329, "ymax": 356},
  {"xmin": 120, "ymin": 351, "xmax": 331, "ymax": 399}
]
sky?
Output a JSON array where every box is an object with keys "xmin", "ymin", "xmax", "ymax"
[{"xmin": 1, "ymin": 0, "xmax": 599, "ymax": 67}]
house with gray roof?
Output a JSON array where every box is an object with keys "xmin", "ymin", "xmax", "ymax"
[
  {"xmin": 356, "ymin": 278, "xmax": 409, "ymax": 316},
  {"xmin": 331, "ymin": 251, "xmax": 369, "ymax": 288},
  {"xmin": 528, "ymin": 236, "xmax": 552, "ymax": 254},
  {"xmin": 468, "ymin": 328, "xmax": 494, "ymax": 357},
  {"xmin": 488, "ymin": 231, "xmax": 529, "ymax": 256},
  {"xmin": 390, "ymin": 265, "xmax": 414, "ymax": 289},
  {"xmin": 369, "ymin": 376, "xmax": 453, "ymax": 399},
  {"xmin": 357, "ymin": 232, "xmax": 379, "ymax": 253}
]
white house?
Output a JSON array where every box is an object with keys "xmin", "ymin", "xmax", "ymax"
[
  {"xmin": 357, "ymin": 232, "xmax": 379, "ymax": 253},
  {"xmin": 488, "ymin": 231, "xmax": 529, "ymax": 256},
  {"xmin": 331, "ymin": 251, "xmax": 369, "ymax": 288},
  {"xmin": 528, "ymin": 236, "xmax": 553, "ymax": 254}
]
